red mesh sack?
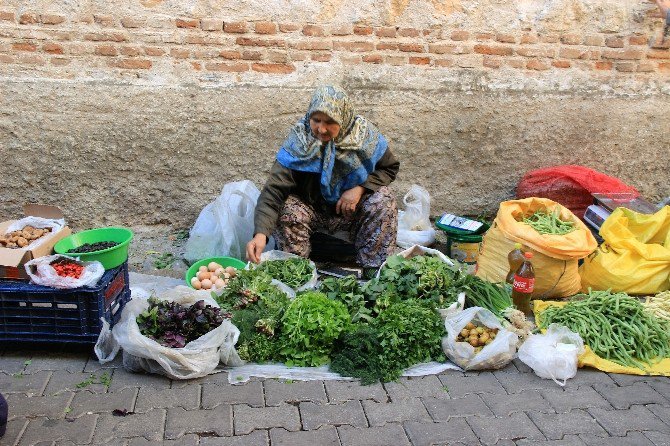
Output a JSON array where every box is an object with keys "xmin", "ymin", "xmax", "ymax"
[{"xmin": 516, "ymin": 165, "xmax": 638, "ymax": 219}]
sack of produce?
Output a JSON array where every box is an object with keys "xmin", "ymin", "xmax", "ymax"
[
  {"xmin": 516, "ymin": 165, "xmax": 638, "ymax": 219},
  {"xmin": 25, "ymin": 255, "xmax": 105, "ymax": 289},
  {"xmin": 397, "ymin": 185, "xmax": 435, "ymax": 248},
  {"xmin": 580, "ymin": 206, "xmax": 670, "ymax": 294},
  {"xmin": 1, "ymin": 217, "xmax": 64, "ymax": 249},
  {"xmin": 184, "ymin": 180, "xmax": 274, "ymax": 263},
  {"xmin": 252, "ymin": 250, "xmax": 318, "ymax": 292},
  {"xmin": 476, "ymin": 198, "xmax": 597, "ymax": 298},
  {"xmin": 442, "ymin": 306, "xmax": 518, "ymax": 370},
  {"xmin": 517, "ymin": 324, "xmax": 584, "ymax": 386},
  {"xmin": 95, "ymin": 286, "xmax": 242, "ymax": 380}
]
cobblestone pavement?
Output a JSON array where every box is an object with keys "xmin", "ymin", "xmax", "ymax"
[{"xmin": 2, "ymin": 349, "xmax": 670, "ymax": 446}]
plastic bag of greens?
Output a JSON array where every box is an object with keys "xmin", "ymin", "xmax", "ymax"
[
  {"xmin": 95, "ymin": 286, "xmax": 243, "ymax": 380},
  {"xmin": 517, "ymin": 324, "xmax": 584, "ymax": 386},
  {"xmin": 442, "ymin": 306, "xmax": 518, "ymax": 371}
]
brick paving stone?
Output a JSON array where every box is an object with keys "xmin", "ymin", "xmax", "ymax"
[
  {"xmin": 24, "ymin": 352, "xmax": 88, "ymax": 374},
  {"xmin": 93, "ymin": 408, "xmax": 167, "ymax": 443},
  {"xmin": 45, "ymin": 371, "xmax": 108, "ymax": 395},
  {"xmin": 338, "ymin": 424, "xmax": 411, "ymax": 446},
  {"xmin": 0, "ymin": 371, "xmax": 51, "ymax": 396},
  {"xmin": 648, "ymin": 404, "xmax": 670, "ymax": 424},
  {"xmin": 264, "ymin": 379, "xmax": 327, "ymax": 406},
  {"xmin": 107, "ymin": 368, "xmax": 171, "ymax": 392},
  {"xmin": 510, "ymin": 358, "xmax": 533, "ymax": 374},
  {"xmin": 541, "ymin": 387, "xmax": 613, "ymax": 413},
  {"xmin": 165, "ymin": 406, "xmax": 233, "ymax": 439},
  {"xmin": 233, "ymin": 403, "xmax": 301, "ymax": 435},
  {"xmin": 439, "ymin": 372, "xmax": 506, "ymax": 397},
  {"xmin": 325, "ymin": 380, "xmax": 388, "ymax": 403},
  {"xmin": 362, "ymin": 398, "xmax": 431, "ymax": 426},
  {"xmin": 580, "ymin": 431, "xmax": 654, "ymax": 445},
  {"xmin": 644, "ymin": 431, "xmax": 670, "ymax": 446},
  {"xmin": 0, "ymin": 353, "xmax": 32, "ymax": 374},
  {"xmin": 270, "ymin": 426, "xmax": 340, "ymax": 446},
  {"xmin": 423, "ymin": 394, "xmax": 493, "ymax": 421},
  {"xmin": 593, "ymin": 382, "xmax": 668, "ymax": 409},
  {"xmin": 83, "ymin": 354, "xmax": 123, "ymax": 372},
  {"xmin": 384, "ymin": 375, "xmax": 448, "ymax": 401},
  {"xmin": 493, "ymin": 369, "xmax": 560, "ymax": 394},
  {"xmin": 6, "ymin": 392, "xmax": 74, "ymax": 420},
  {"xmin": 527, "ymin": 409, "xmax": 607, "ymax": 440},
  {"xmin": 403, "ymin": 419, "xmax": 479, "ymax": 446},
  {"xmin": 467, "ymin": 412, "xmax": 545, "ymax": 445},
  {"xmin": 481, "ymin": 390, "xmax": 555, "ymax": 416},
  {"xmin": 3, "ymin": 418, "xmax": 28, "ymax": 446},
  {"xmin": 19, "ymin": 414, "xmax": 97, "ymax": 445},
  {"xmin": 201, "ymin": 381, "xmax": 264, "ymax": 408},
  {"xmin": 588, "ymin": 405, "xmax": 670, "ymax": 436},
  {"xmin": 69, "ymin": 387, "xmax": 137, "ymax": 417},
  {"xmin": 171, "ymin": 371, "xmax": 231, "ymax": 388},
  {"xmin": 135, "ymin": 385, "xmax": 199, "ymax": 412},
  {"xmin": 199, "ymin": 430, "xmax": 269, "ymax": 446},
  {"xmin": 300, "ymin": 400, "xmax": 367, "ymax": 430},
  {"xmin": 607, "ymin": 373, "xmax": 670, "ymax": 387},
  {"xmin": 126, "ymin": 434, "xmax": 200, "ymax": 445},
  {"xmin": 562, "ymin": 370, "xmax": 617, "ymax": 390},
  {"xmin": 516, "ymin": 434, "xmax": 587, "ymax": 445},
  {"xmin": 650, "ymin": 379, "xmax": 670, "ymax": 400}
]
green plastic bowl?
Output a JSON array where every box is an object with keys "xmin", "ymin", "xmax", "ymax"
[
  {"xmin": 53, "ymin": 227, "xmax": 134, "ymax": 270},
  {"xmin": 186, "ymin": 256, "xmax": 247, "ymax": 288}
]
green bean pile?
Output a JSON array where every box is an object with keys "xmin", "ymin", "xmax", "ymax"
[
  {"xmin": 539, "ymin": 290, "xmax": 670, "ymax": 369},
  {"xmin": 522, "ymin": 209, "xmax": 576, "ymax": 235},
  {"xmin": 256, "ymin": 258, "xmax": 314, "ymax": 289}
]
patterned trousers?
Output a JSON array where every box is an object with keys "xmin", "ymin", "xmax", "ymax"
[{"xmin": 273, "ymin": 186, "xmax": 398, "ymax": 268}]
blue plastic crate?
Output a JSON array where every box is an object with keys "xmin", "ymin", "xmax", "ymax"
[{"xmin": 0, "ymin": 262, "xmax": 130, "ymax": 344}]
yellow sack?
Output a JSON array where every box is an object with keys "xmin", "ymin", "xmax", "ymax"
[
  {"xmin": 534, "ymin": 300, "xmax": 670, "ymax": 376},
  {"xmin": 580, "ymin": 206, "xmax": 670, "ymax": 295},
  {"xmin": 476, "ymin": 198, "xmax": 597, "ymax": 298}
]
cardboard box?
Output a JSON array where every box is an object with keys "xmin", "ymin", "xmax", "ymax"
[{"xmin": 0, "ymin": 205, "xmax": 71, "ymax": 280}]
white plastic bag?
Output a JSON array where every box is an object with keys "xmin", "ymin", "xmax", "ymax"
[
  {"xmin": 184, "ymin": 180, "xmax": 274, "ymax": 263},
  {"xmin": 442, "ymin": 306, "xmax": 519, "ymax": 370},
  {"xmin": 517, "ymin": 324, "xmax": 584, "ymax": 386},
  {"xmin": 397, "ymin": 185, "xmax": 435, "ymax": 248},
  {"xmin": 25, "ymin": 255, "xmax": 105, "ymax": 289},
  {"xmin": 95, "ymin": 285, "xmax": 243, "ymax": 380},
  {"xmin": 252, "ymin": 250, "xmax": 318, "ymax": 292}
]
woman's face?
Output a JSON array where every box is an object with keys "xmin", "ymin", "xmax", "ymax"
[{"xmin": 309, "ymin": 111, "xmax": 341, "ymax": 143}]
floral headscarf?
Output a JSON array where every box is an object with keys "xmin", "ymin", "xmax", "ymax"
[{"xmin": 276, "ymin": 85, "xmax": 388, "ymax": 204}]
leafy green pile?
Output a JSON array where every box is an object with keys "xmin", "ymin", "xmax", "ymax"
[
  {"xmin": 279, "ymin": 291, "xmax": 351, "ymax": 367},
  {"xmin": 137, "ymin": 297, "xmax": 227, "ymax": 348},
  {"xmin": 215, "ymin": 269, "xmax": 290, "ymax": 362},
  {"xmin": 330, "ymin": 299, "xmax": 445, "ymax": 383},
  {"xmin": 319, "ymin": 276, "xmax": 373, "ymax": 323},
  {"xmin": 256, "ymin": 258, "xmax": 314, "ymax": 288},
  {"xmin": 457, "ymin": 274, "xmax": 513, "ymax": 319}
]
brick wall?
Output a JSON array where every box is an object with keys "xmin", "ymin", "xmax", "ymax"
[{"xmin": 0, "ymin": 10, "xmax": 668, "ymax": 78}]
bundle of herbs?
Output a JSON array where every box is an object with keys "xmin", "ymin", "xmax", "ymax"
[
  {"xmin": 255, "ymin": 257, "xmax": 314, "ymax": 289},
  {"xmin": 216, "ymin": 269, "xmax": 291, "ymax": 363},
  {"xmin": 364, "ymin": 254, "xmax": 460, "ymax": 310},
  {"xmin": 330, "ymin": 299, "xmax": 446, "ymax": 384},
  {"xmin": 319, "ymin": 276, "xmax": 373, "ymax": 323},
  {"xmin": 136, "ymin": 297, "xmax": 228, "ymax": 349}
]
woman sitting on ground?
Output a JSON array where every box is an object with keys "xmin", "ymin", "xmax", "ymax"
[{"xmin": 246, "ymin": 85, "xmax": 399, "ymax": 272}]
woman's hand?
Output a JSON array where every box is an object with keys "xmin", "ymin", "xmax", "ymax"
[
  {"xmin": 655, "ymin": 0, "xmax": 670, "ymax": 17},
  {"xmin": 336, "ymin": 186, "xmax": 365, "ymax": 218},
  {"xmin": 246, "ymin": 233, "xmax": 267, "ymax": 264}
]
